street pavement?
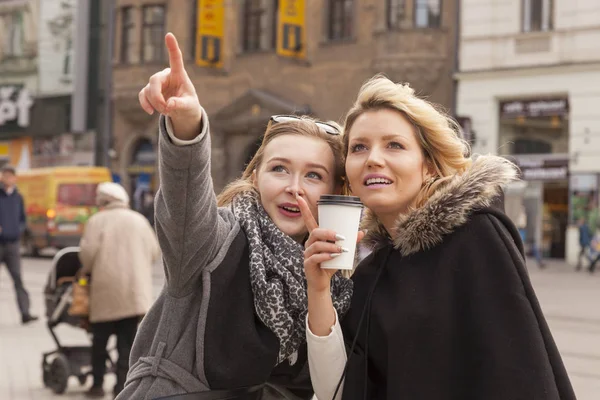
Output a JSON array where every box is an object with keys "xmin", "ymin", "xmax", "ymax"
[
  {"xmin": 0, "ymin": 253, "xmax": 166, "ymax": 400},
  {"xmin": 0, "ymin": 255, "xmax": 599, "ymax": 399}
]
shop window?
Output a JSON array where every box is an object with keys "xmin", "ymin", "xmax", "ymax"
[
  {"xmin": 241, "ymin": 0, "xmax": 277, "ymax": 52},
  {"xmin": 132, "ymin": 139, "xmax": 155, "ymax": 166},
  {"xmin": 513, "ymin": 138, "xmax": 552, "ymax": 154},
  {"xmin": 414, "ymin": 0, "xmax": 441, "ymax": 28},
  {"xmin": 522, "ymin": 0, "xmax": 553, "ymax": 32},
  {"xmin": 327, "ymin": 0, "xmax": 354, "ymax": 41},
  {"xmin": 57, "ymin": 184, "xmax": 99, "ymax": 207},
  {"xmin": 141, "ymin": 5, "xmax": 166, "ymax": 63},
  {"xmin": 571, "ymin": 190, "xmax": 599, "ymax": 227}
]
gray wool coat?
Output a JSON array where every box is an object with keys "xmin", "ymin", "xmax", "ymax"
[{"xmin": 116, "ymin": 111, "xmax": 312, "ymax": 400}]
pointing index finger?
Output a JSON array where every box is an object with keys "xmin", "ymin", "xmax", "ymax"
[
  {"xmin": 165, "ymin": 32, "xmax": 185, "ymax": 75},
  {"xmin": 296, "ymin": 194, "xmax": 319, "ymax": 233}
]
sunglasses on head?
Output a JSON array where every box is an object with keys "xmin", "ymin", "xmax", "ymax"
[{"xmin": 270, "ymin": 115, "xmax": 341, "ymax": 136}]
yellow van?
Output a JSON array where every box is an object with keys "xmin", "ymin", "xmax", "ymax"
[{"xmin": 17, "ymin": 166, "xmax": 112, "ymax": 256}]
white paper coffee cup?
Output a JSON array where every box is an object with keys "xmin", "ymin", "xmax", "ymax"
[{"xmin": 317, "ymin": 195, "xmax": 363, "ymax": 270}]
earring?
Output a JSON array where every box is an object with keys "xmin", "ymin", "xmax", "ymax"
[{"xmin": 422, "ymin": 176, "xmax": 436, "ymax": 188}]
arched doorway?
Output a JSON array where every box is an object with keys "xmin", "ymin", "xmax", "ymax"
[
  {"xmin": 210, "ymin": 88, "xmax": 312, "ymax": 189},
  {"xmin": 242, "ymin": 135, "xmax": 263, "ymax": 172},
  {"xmin": 127, "ymin": 138, "xmax": 156, "ymax": 214}
]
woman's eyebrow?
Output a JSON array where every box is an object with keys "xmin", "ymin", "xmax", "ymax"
[
  {"xmin": 265, "ymin": 157, "xmax": 291, "ymax": 164},
  {"xmin": 267, "ymin": 157, "xmax": 329, "ymax": 173},
  {"xmin": 381, "ymin": 134, "xmax": 405, "ymax": 141},
  {"xmin": 305, "ymin": 162, "xmax": 329, "ymax": 173},
  {"xmin": 350, "ymin": 133, "xmax": 405, "ymax": 142}
]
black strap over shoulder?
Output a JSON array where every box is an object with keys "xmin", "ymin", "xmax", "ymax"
[{"xmin": 153, "ymin": 384, "xmax": 265, "ymax": 400}]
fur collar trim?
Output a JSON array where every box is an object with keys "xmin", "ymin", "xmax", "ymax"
[{"xmin": 360, "ymin": 155, "xmax": 518, "ymax": 256}]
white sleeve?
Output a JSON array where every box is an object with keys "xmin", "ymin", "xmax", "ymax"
[
  {"xmin": 164, "ymin": 115, "xmax": 204, "ymax": 146},
  {"xmin": 306, "ymin": 310, "xmax": 347, "ymax": 400}
]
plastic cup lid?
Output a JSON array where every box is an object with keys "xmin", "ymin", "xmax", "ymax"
[{"xmin": 317, "ymin": 195, "xmax": 363, "ymax": 207}]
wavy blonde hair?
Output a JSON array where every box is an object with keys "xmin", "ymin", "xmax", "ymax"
[
  {"xmin": 343, "ymin": 75, "xmax": 472, "ymax": 208},
  {"xmin": 217, "ymin": 117, "xmax": 345, "ymax": 207}
]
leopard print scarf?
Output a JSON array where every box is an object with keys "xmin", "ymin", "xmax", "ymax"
[{"xmin": 232, "ymin": 191, "xmax": 353, "ymax": 364}]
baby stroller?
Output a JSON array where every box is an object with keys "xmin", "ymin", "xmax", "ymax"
[{"xmin": 42, "ymin": 247, "xmax": 115, "ymax": 394}]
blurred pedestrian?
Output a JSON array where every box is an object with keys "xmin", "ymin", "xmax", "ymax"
[
  {"xmin": 141, "ymin": 190, "xmax": 155, "ymax": 227},
  {"xmin": 516, "ymin": 205, "xmax": 527, "ymax": 243},
  {"xmin": 575, "ymin": 217, "xmax": 592, "ymax": 271},
  {"xmin": 79, "ymin": 182, "xmax": 160, "ymax": 398},
  {"xmin": 515, "ymin": 205, "xmax": 545, "ymax": 268},
  {"xmin": 533, "ymin": 238, "xmax": 546, "ymax": 268},
  {"xmin": 0, "ymin": 165, "xmax": 38, "ymax": 324},
  {"xmin": 588, "ymin": 230, "xmax": 600, "ymax": 274}
]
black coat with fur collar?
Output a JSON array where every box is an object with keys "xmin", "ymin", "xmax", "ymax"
[{"xmin": 341, "ymin": 156, "xmax": 576, "ymax": 400}]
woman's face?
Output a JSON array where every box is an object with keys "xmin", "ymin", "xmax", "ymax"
[
  {"xmin": 254, "ymin": 134, "xmax": 339, "ymax": 242},
  {"xmin": 345, "ymin": 109, "xmax": 431, "ymax": 228}
]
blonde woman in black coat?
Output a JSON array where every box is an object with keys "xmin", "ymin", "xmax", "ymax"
[{"xmin": 299, "ymin": 75, "xmax": 576, "ymax": 400}]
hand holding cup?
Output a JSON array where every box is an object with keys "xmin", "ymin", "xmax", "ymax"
[
  {"xmin": 298, "ymin": 194, "xmax": 364, "ymax": 293},
  {"xmin": 298, "ymin": 195, "xmax": 343, "ymax": 293}
]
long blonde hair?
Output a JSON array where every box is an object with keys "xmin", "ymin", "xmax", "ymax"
[
  {"xmin": 217, "ymin": 117, "xmax": 345, "ymax": 206},
  {"xmin": 343, "ymin": 75, "xmax": 472, "ymax": 208}
]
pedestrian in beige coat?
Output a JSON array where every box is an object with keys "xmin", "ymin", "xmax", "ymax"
[{"xmin": 79, "ymin": 182, "xmax": 160, "ymax": 399}]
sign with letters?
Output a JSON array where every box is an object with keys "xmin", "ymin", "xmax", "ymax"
[
  {"xmin": 513, "ymin": 157, "xmax": 569, "ymax": 181},
  {"xmin": 277, "ymin": 0, "xmax": 306, "ymax": 60},
  {"xmin": 195, "ymin": 0, "xmax": 225, "ymax": 69},
  {"xmin": 0, "ymin": 85, "xmax": 34, "ymax": 130},
  {"xmin": 499, "ymin": 97, "xmax": 569, "ymax": 118}
]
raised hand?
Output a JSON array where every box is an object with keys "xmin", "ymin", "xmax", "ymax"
[{"xmin": 138, "ymin": 32, "xmax": 202, "ymax": 140}]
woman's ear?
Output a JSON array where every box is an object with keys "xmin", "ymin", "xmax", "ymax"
[{"xmin": 423, "ymin": 157, "xmax": 436, "ymax": 181}]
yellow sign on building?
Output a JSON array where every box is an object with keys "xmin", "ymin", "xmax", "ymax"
[
  {"xmin": 0, "ymin": 142, "xmax": 9, "ymax": 160},
  {"xmin": 277, "ymin": 0, "xmax": 306, "ymax": 60},
  {"xmin": 195, "ymin": 0, "xmax": 225, "ymax": 68}
]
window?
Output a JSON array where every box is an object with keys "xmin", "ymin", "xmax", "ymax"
[
  {"xmin": 387, "ymin": 0, "xmax": 406, "ymax": 29},
  {"xmin": 242, "ymin": 0, "xmax": 277, "ymax": 52},
  {"xmin": 522, "ymin": 0, "xmax": 553, "ymax": 32},
  {"xmin": 328, "ymin": 0, "xmax": 354, "ymax": 40},
  {"xmin": 120, "ymin": 7, "xmax": 135, "ymax": 63},
  {"xmin": 513, "ymin": 139, "xmax": 552, "ymax": 154},
  {"xmin": 57, "ymin": 184, "xmax": 99, "ymax": 207},
  {"xmin": 2, "ymin": 11, "xmax": 25, "ymax": 58},
  {"xmin": 271, "ymin": 0, "xmax": 279, "ymax": 50},
  {"xmin": 414, "ymin": 0, "xmax": 441, "ymax": 28},
  {"xmin": 141, "ymin": 5, "xmax": 166, "ymax": 63}
]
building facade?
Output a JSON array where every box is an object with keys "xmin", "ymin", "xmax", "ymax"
[
  {"xmin": 33, "ymin": 0, "xmax": 97, "ymax": 168},
  {"xmin": 456, "ymin": 0, "xmax": 600, "ymax": 264},
  {"xmin": 0, "ymin": 0, "xmax": 96, "ymax": 170},
  {"xmin": 0, "ymin": 0, "xmax": 38, "ymax": 169},
  {"xmin": 111, "ymin": 0, "xmax": 459, "ymax": 199}
]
